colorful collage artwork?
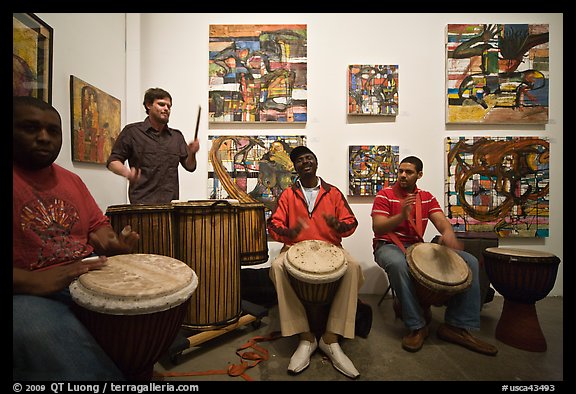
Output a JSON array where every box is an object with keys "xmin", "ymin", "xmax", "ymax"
[
  {"xmin": 348, "ymin": 145, "xmax": 399, "ymax": 196},
  {"xmin": 207, "ymin": 135, "xmax": 306, "ymax": 216},
  {"xmin": 208, "ymin": 24, "xmax": 307, "ymax": 123},
  {"xmin": 445, "ymin": 136, "xmax": 550, "ymax": 237}
]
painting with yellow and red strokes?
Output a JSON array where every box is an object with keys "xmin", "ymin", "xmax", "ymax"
[
  {"xmin": 446, "ymin": 24, "xmax": 549, "ymax": 124},
  {"xmin": 209, "ymin": 24, "xmax": 307, "ymax": 123},
  {"xmin": 445, "ymin": 136, "xmax": 550, "ymax": 237}
]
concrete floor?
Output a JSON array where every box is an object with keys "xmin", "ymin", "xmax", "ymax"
[{"xmin": 153, "ymin": 294, "xmax": 563, "ymax": 382}]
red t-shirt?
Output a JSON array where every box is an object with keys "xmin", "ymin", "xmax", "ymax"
[
  {"xmin": 13, "ymin": 164, "xmax": 110, "ymax": 271},
  {"xmin": 371, "ymin": 183, "xmax": 443, "ymax": 248}
]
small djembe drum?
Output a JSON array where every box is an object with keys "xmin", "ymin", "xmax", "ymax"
[
  {"xmin": 69, "ymin": 254, "xmax": 198, "ymax": 381},
  {"xmin": 406, "ymin": 242, "xmax": 473, "ymax": 308},
  {"xmin": 483, "ymin": 247, "xmax": 560, "ymax": 352},
  {"xmin": 284, "ymin": 240, "xmax": 348, "ymax": 337}
]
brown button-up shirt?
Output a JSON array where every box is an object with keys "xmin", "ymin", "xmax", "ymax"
[{"xmin": 107, "ymin": 117, "xmax": 193, "ymax": 204}]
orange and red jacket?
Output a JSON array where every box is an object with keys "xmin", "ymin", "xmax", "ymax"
[{"xmin": 267, "ymin": 178, "xmax": 358, "ymax": 247}]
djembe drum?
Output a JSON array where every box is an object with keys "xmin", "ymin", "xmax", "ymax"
[
  {"xmin": 69, "ymin": 254, "xmax": 198, "ymax": 381},
  {"xmin": 173, "ymin": 200, "xmax": 242, "ymax": 330},
  {"xmin": 483, "ymin": 247, "xmax": 560, "ymax": 352},
  {"xmin": 106, "ymin": 203, "xmax": 175, "ymax": 257},
  {"xmin": 237, "ymin": 202, "xmax": 269, "ymax": 265},
  {"xmin": 284, "ymin": 240, "xmax": 348, "ymax": 336},
  {"xmin": 406, "ymin": 242, "xmax": 473, "ymax": 308}
]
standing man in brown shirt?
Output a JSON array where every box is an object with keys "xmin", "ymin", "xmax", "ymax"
[{"xmin": 107, "ymin": 88, "xmax": 200, "ymax": 204}]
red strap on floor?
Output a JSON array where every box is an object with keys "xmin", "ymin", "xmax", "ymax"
[{"xmin": 154, "ymin": 331, "xmax": 282, "ymax": 381}]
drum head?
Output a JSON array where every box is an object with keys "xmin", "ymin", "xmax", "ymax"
[
  {"xmin": 407, "ymin": 243, "xmax": 469, "ymax": 286},
  {"xmin": 484, "ymin": 247, "xmax": 558, "ymax": 260},
  {"xmin": 70, "ymin": 254, "xmax": 198, "ymax": 315},
  {"xmin": 285, "ymin": 240, "xmax": 348, "ymax": 284}
]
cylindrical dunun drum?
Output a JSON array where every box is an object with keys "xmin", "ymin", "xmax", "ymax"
[
  {"xmin": 237, "ymin": 202, "xmax": 269, "ymax": 265},
  {"xmin": 406, "ymin": 242, "xmax": 473, "ymax": 307},
  {"xmin": 69, "ymin": 254, "xmax": 198, "ymax": 381},
  {"xmin": 483, "ymin": 247, "xmax": 560, "ymax": 352},
  {"xmin": 173, "ymin": 200, "xmax": 241, "ymax": 330},
  {"xmin": 284, "ymin": 240, "xmax": 348, "ymax": 305},
  {"xmin": 106, "ymin": 204, "xmax": 175, "ymax": 257}
]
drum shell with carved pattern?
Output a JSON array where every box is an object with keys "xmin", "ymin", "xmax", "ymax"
[
  {"xmin": 69, "ymin": 254, "xmax": 197, "ymax": 381},
  {"xmin": 105, "ymin": 203, "xmax": 175, "ymax": 258},
  {"xmin": 406, "ymin": 242, "xmax": 473, "ymax": 307},
  {"xmin": 172, "ymin": 200, "xmax": 241, "ymax": 330},
  {"xmin": 237, "ymin": 202, "xmax": 269, "ymax": 265},
  {"xmin": 284, "ymin": 240, "xmax": 348, "ymax": 305},
  {"xmin": 482, "ymin": 247, "xmax": 560, "ymax": 304}
]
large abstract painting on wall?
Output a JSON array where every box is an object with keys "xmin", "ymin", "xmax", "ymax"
[
  {"xmin": 70, "ymin": 76, "xmax": 121, "ymax": 164},
  {"xmin": 446, "ymin": 24, "xmax": 549, "ymax": 124},
  {"xmin": 209, "ymin": 24, "xmax": 307, "ymax": 123},
  {"xmin": 445, "ymin": 136, "xmax": 550, "ymax": 237},
  {"xmin": 348, "ymin": 145, "xmax": 399, "ymax": 196},
  {"xmin": 208, "ymin": 135, "xmax": 306, "ymax": 215},
  {"xmin": 348, "ymin": 65, "xmax": 398, "ymax": 116}
]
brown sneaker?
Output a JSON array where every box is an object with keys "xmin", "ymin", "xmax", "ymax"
[
  {"xmin": 402, "ymin": 326, "xmax": 429, "ymax": 352},
  {"xmin": 437, "ymin": 323, "xmax": 498, "ymax": 356}
]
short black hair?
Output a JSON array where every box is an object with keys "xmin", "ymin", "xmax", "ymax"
[
  {"xmin": 400, "ymin": 156, "xmax": 423, "ymax": 172},
  {"xmin": 289, "ymin": 146, "xmax": 316, "ymax": 163},
  {"xmin": 143, "ymin": 88, "xmax": 172, "ymax": 114},
  {"xmin": 13, "ymin": 96, "xmax": 61, "ymax": 123}
]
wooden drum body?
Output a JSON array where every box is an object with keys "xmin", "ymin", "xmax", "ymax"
[
  {"xmin": 284, "ymin": 240, "xmax": 348, "ymax": 305},
  {"xmin": 483, "ymin": 247, "xmax": 560, "ymax": 352},
  {"xmin": 173, "ymin": 200, "xmax": 241, "ymax": 330},
  {"xmin": 237, "ymin": 202, "xmax": 269, "ymax": 265},
  {"xmin": 69, "ymin": 254, "xmax": 198, "ymax": 381},
  {"xmin": 106, "ymin": 204, "xmax": 174, "ymax": 257},
  {"xmin": 406, "ymin": 243, "xmax": 472, "ymax": 308}
]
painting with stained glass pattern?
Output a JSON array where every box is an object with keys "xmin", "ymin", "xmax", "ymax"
[
  {"xmin": 445, "ymin": 136, "xmax": 549, "ymax": 237},
  {"xmin": 348, "ymin": 65, "xmax": 398, "ymax": 116},
  {"xmin": 348, "ymin": 145, "xmax": 399, "ymax": 196}
]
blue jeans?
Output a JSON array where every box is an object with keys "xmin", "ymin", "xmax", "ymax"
[
  {"xmin": 373, "ymin": 242, "xmax": 481, "ymax": 332},
  {"xmin": 13, "ymin": 289, "xmax": 125, "ymax": 381}
]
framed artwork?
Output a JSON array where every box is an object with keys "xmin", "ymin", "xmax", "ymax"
[
  {"xmin": 348, "ymin": 65, "xmax": 398, "ymax": 116},
  {"xmin": 445, "ymin": 136, "xmax": 550, "ymax": 237},
  {"xmin": 348, "ymin": 145, "xmax": 399, "ymax": 196},
  {"xmin": 70, "ymin": 76, "xmax": 121, "ymax": 164},
  {"xmin": 446, "ymin": 24, "xmax": 549, "ymax": 124},
  {"xmin": 208, "ymin": 135, "xmax": 306, "ymax": 216},
  {"xmin": 13, "ymin": 13, "xmax": 53, "ymax": 104},
  {"xmin": 209, "ymin": 24, "xmax": 307, "ymax": 123}
]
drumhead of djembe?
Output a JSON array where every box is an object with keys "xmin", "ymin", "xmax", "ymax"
[
  {"xmin": 69, "ymin": 254, "xmax": 198, "ymax": 380},
  {"xmin": 483, "ymin": 247, "xmax": 560, "ymax": 304},
  {"xmin": 284, "ymin": 240, "xmax": 348, "ymax": 305},
  {"xmin": 406, "ymin": 242, "xmax": 472, "ymax": 307}
]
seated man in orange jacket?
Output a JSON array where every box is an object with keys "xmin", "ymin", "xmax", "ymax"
[{"xmin": 267, "ymin": 146, "xmax": 365, "ymax": 379}]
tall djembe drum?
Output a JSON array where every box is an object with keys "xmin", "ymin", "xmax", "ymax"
[
  {"xmin": 69, "ymin": 254, "xmax": 198, "ymax": 380},
  {"xmin": 483, "ymin": 247, "xmax": 560, "ymax": 352}
]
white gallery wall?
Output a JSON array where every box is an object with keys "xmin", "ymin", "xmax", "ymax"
[{"xmin": 37, "ymin": 13, "xmax": 563, "ymax": 296}]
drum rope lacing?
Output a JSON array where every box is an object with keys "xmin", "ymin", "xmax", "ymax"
[{"xmin": 153, "ymin": 331, "xmax": 282, "ymax": 381}]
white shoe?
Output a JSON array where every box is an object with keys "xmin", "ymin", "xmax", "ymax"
[
  {"xmin": 318, "ymin": 337, "xmax": 360, "ymax": 379},
  {"xmin": 288, "ymin": 338, "xmax": 318, "ymax": 374}
]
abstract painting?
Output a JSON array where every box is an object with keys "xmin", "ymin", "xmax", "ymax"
[
  {"xmin": 208, "ymin": 135, "xmax": 306, "ymax": 215},
  {"xmin": 209, "ymin": 24, "xmax": 307, "ymax": 123},
  {"xmin": 446, "ymin": 24, "xmax": 549, "ymax": 124},
  {"xmin": 445, "ymin": 136, "xmax": 550, "ymax": 237},
  {"xmin": 13, "ymin": 13, "xmax": 53, "ymax": 103},
  {"xmin": 348, "ymin": 145, "xmax": 399, "ymax": 196},
  {"xmin": 348, "ymin": 65, "xmax": 398, "ymax": 116},
  {"xmin": 70, "ymin": 76, "xmax": 121, "ymax": 164}
]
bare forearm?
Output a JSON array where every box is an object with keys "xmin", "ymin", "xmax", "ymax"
[
  {"xmin": 107, "ymin": 160, "xmax": 130, "ymax": 177},
  {"xmin": 373, "ymin": 213, "xmax": 406, "ymax": 235}
]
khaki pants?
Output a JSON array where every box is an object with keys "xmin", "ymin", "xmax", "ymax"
[{"xmin": 269, "ymin": 246, "xmax": 365, "ymax": 339}]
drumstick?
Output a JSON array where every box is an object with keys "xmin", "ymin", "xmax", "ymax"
[{"xmin": 194, "ymin": 105, "xmax": 201, "ymax": 140}]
